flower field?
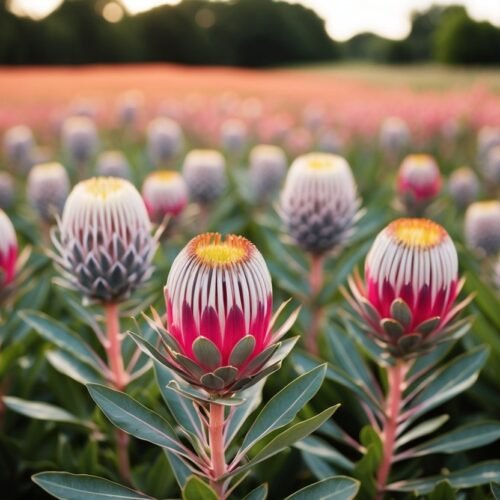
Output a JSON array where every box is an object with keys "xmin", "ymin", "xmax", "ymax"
[{"xmin": 1, "ymin": 64, "xmax": 500, "ymax": 500}]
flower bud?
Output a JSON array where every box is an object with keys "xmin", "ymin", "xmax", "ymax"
[
  {"xmin": 464, "ymin": 201, "xmax": 500, "ymax": 257},
  {"xmin": 27, "ymin": 162, "xmax": 70, "ymax": 224},
  {"xmin": 347, "ymin": 218, "xmax": 465, "ymax": 357},
  {"xmin": 142, "ymin": 170, "xmax": 188, "ymax": 223},
  {"xmin": 2, "ymin": 125, "xmax": 35, "ymax": 173},
  {"xmin": 116, "ymin": 90, "xmax": 144, "ymax": 129},
  {"xmin": 397, "ymin": 154, "xmax": 442, "ymax": 213},
  {"xmin": 477, "ymin": 126, "xmax": 500, "ymax": 160},
  {"xmin": 220, "ymin": 119, "xmax": 248, "ymax": 153},
  {"xmin": 448, "ymin": 167, "xmax": 479, "ymax": 209},
  {"xmin": 249, "ymin": 144, "xmax": 287, "ymax": 201},
  {"xmin": 280, "ymin": 153, "xmax": 360, "ymax": 255},
  {"xmin": 0, "ymin": 209, "xmax": 17, "ymax": 288},
  {"xmin": 0, "ymin": 172, "xmax": 15, "ymax": 210},
  {"xmin": 146, "ymin": 118, "xmax": 183, "ymax": 167},
  {"xmin": 96, "ymin": 150, "xmax": 131, "ymax": 179},
  {"xmin": 53, "ymin": 177, "xmax": 155, "ymax": 303},
  {"xmin": 379, "ymin": 117, "xmax": 410, "ymax": 154},
  {"xmin": 183, "ymin": 149, "xmax": 226, "ymax": 205},
  {"xmin": 483, "ymin": 145, "xmax": 500, "ymax": 186},
  {"xmin": 61, "ymin": 116, "xmax": 99, "ymax": 165},
  {"xmin": 154, "ymin": 233, "xmax": 296, "ymax": 394}
]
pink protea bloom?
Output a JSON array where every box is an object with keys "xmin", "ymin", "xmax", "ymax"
[
  {"xmin": 347, "ymin": 218, "xmax": 470, "ymax": 357},
  {"xmin": 397, "ymin": 154, "xmax": 442, "ymax": 214},
  {"xmin": 142, "ymin": 233, "xmax": 298, "ymax": 395},
  {"xmin": 0, "ymin": 209, "xmax": 18, "ymax": 287}
]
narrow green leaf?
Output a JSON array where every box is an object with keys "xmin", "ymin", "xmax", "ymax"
[
  {"xmin": 427, "ymin": 481, "xmax": 457, "ymax": 500},
  {"xmin": 47, "ymin": 350, "xmax": 104, "ymax": 385},
  {"xmin": 294, "ymin": 436, "xmax": 354, "ymax": 472},
  {"xmin": 243, "ymin": 483, "xmax": 268, "ymax": 500},
  {"xmin": 302, "ymin": 451, "xmax": 338, "ymax": 480},
  {"xmin": 32, "ymin": 472, "xmax": 153, "ymax": 499},
  {"xmin": 3, "ymin": 397, "xmax": 91, "ymax": 428},
  {"xmin": 87, "ymin": 384, "xmax": 189, "ymax": 458},
  {"xmin": 167, "ymin": 380, "xmax": 243, "ymax": 407},
  {"xmin": 388, "ymin": 460, "xmax": 500, "ymax": 494},
  {"xmin": 240, "ymin": 364, "xmax": 326, "ymax": 454},
  {"xmin": 491, "ymin": 482, "xmax": 500, "ymax": 500},
  {"xmin": 165, "ymin": 450, "xmax": 193, "ymax": 489},
  {"xmin": 285, "ymin": 476, "xmax": 359, "ymax": 500},
  {"xmin": 395, "ymin": 415, "xmax": 449, "ymax": 448},
  {"xmin": 182, "ymin": 476, "xmax": 218, "ymax": 500}
]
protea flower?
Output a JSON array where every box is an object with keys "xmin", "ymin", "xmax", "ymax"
[
  {"xmin": 464, "ymin": 201, "xmax": 500, "ymax": 257},
  {"xmin": 146, "ymin": 118, "xmax": 184, "ymax": 167},
  {"xmin": 116, "ymin": 90, "xmax": 144, "ymax": 130},
  {"xmin": 248, "ymin": 144, "xmax": 287, "ymax": 201},
  {"xmin": 397, "ymin": 154, "xmax": 442, "ymax": 214},
  {"xmin": 0, "ymin": 209, "xmax": 17, "ymax": 289},
  {"xmin": 280, "ymin": 153, "xmax": 360, "ymax": 255},
  {"xmin": 2, "ymin": 125, "xmax": 35, "ymax": 173},
  {"xmin": 142, "ymin": 170, "xmax": 188, "ymax": 224},
  {"xmin": 0, "ymin": 172, "xmax": 15, "ymax": 210},
  {"xmin": 182, "ymin": 149, "xmax": 226, "ymax": 205},
  {"xmin": 483, "ymin": 145, "xmax": 500, "ymax": 187},
  {"xmin": 477, "ymin": 126, "xmax": 500, "ymax": 161},
  {"xmin": 52, "ymin": 177, "xmax": 156, "ymax": 303},
  {"xmin": 448, "ymin": 167, "xmax": 480, "ymax": 210},
  {"xmin": 27, "ymin": 162, "xmax": 70, "ymax": 224},
  {"xmin": 96, "ymin": 151, "xmax": 131, "ymax": 179},
  {"xmin": 139, "ymin": 233, "xmax": 298, "ymax": 395},
  {"xmin": 61, "ymin": 116, "xmax": 99, "ymax": 166},
  {"xmin": 346, "ymin": 218, "xmax": 469, "ymax": 357},
  {"xmin": 379, "ymin": 117, "xmax": 410, "ymax": 155},
  {"xmin": 220, "ymin": 119, "xmax": 248, "ymax": 154}
]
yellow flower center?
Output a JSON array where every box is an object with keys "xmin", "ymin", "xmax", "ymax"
[
  {"xmin": 306, "ymin": 154, "xmax": 337, "ymax": 171},
  {"xmin": 406, "ymin": 154, "xmax": 432, "ymax": 166},
  {"xmin": 147, "ymin": 170, "xmax": 181, "ymax": 183},
  {"xmin": 82, "ymin": 177, "xmax": 126, "ymax": 199},
  {"xmin": 390, "ymin": 218, "xmax": 445, "ymax": 248},
  {"xmin": 192, "ymin": 233, "xmax": 251, "ymax": 265}
]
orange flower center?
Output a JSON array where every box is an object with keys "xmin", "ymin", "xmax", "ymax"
[
  {"xmin": 390, "ymin": 218, "xmax": 446, "ymax": 248},
  {"xmin": 192, "ymin": 233, "xmax": 251, "ymax": 265}
]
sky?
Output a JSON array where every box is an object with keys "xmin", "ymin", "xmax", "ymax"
[{"xmin": 9, "ymin": 0, "xmax": 500, "ymax": 41}]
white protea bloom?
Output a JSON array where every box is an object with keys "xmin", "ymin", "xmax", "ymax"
[
  {"xmin": 220, "ymin": 118, "xmax": 248, "ymax": 153},
  {"xmin": 96, "ymin": 150, "xmax": 131, "ymax": 179},
  {"xmin": 0, "ymin": 172, "xmax": 15, "ymax": 210},
  {"xmin": 347, "ymin": 218, "xmax": 465, "ymax": 357},
  {"xmin": 53, "ymin": 177, "xmax": 156, "ymax": 303},
  {"xmin": 27, "ymin": 162, "xmax": 70, "ymax": 223},
  {"xmin": 142, "ymin": 170, "xmax": 188, "ymax": 223},
  {"xmin": 2, "ymin": 125, "xmax": 35, "ymax": 173},
  {"xmin": 249, "ymin": 144, "xmax": 287, "ymax": 201},
  {"xmin": 379, "ymin": 117, "xmax": 411, "ymax": 154},
  {"xmin": 116, "ymin": 90, "xmax": 144, "ymax": 129},
  {"xmin": 280, "ymin": 153, "xmax": 361, "ymax": 254},
  {"xmin": 146, "ymin": 117, "xmax": 184, "ymax": 167},
  {"xmin": 61, "ymin": 116, "xmax": 99, "ymax": 165},
  {"xmin": 0, "ymin": 209, "xmax": 17, "ymax": 288},
  {"xmin": 183, "ymin": 149, "xmax": 227, "ymax": 205},
  {"xmin": 483, "ymin": 145, "xmax": 500, "ymax": 186},
  {"xmin": 448, "ymin": 167, "xmax": 480, "ymax": 209},
  {"xmin": 464, "ymin": 201, "xmax": 500, "ymax": 257}
]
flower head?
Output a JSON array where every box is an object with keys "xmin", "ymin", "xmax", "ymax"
[
  {"xmin": 0, "ymin": 209, "xmax": 17, "ymax": 288},
  {"xmin": 142, "ymin": 170, "xmax": 188, "ymax": 223},
  {"xmin": 53, "ymin": 177, "xmax": 156, "ymax": 303},
  {"xmin": 183, "ymin": 149, "xmax": 227, "ymax": 205},
  {"xmin": 220, "ymin": 118, "xmax": 248, "ymax": 153},
  {"xmin": 379, "ymin": 117, "xmax": 410, "ymax": 154},
  {"xmin": 484, "ymin": 145, "xmax": 500, "ymax": 186},
  {"xmin": 61, "ymin": 116, "xmax": 99, "ymax": 165},
  {"xmin": 27, "ymin": 162, "xmax": 70, "ymax": 224},
  {"xmin": 347, "ymin": 218, "xmax": 468, "ymax": 357},
  {"xmin": 96, "ymin": 151, "xmax": 131, "ymax": 179},
  {"xmin": 249, "ymin": 144, "xmax": 287, "ymax": 201},
  {"xmin": 280, "ymin": 153, "xmax": 360, "ymax": 255},
  {"xmin": 146, "ymin": 118, "xmax": 183, "ymax": 167},
  {"xmin": 448, "ymin": 167, "xmax": 480, "ymax": 210},
  {"xmin": 2, "ymin": 125, "xmax": 35, "ymax": 173},
  {"xmin": 146, "ymin": 233, "xmax": 297, "ymax": 395},
  {"xmin": 464, "ymin": 201, "xmax": 500, "ymax": 257},
  {"xmin": 116, "ymin": 90, "xmax": 144, "ymax": 129}
]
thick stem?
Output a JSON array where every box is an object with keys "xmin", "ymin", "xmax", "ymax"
[
  {"xmin": 376, "ymin": 361, "xmax": 406, "ymax": 500},
  {"xmin": 306, "ymin": 253, "xmax": 324, "ymax": 355},
  {"xmin": 209, "ymin": 403, "xmax": 226, "ymax": 499},
  {"xmin": 104, "ymin": 303, "xmax": 131, "ymax": 485}
]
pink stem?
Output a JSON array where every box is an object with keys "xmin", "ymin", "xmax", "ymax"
[
  {"xmin": 104, "ymin": 303, "xmax": 132, "ymax": 485},
  {"xmin": 209, "ymin": 403, "xmax": 227, "ymax": 499},
  {"xmin": 306, "ymin": 253, "xmax": 324, "ymax": 355},
  {"xmin": 376, "ymin": 361, "xmax": 406, "ymax": 500}
]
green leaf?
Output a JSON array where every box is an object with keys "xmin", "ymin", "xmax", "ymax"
[
  {"xmin": 491, "ymin": 482, "xmax": 500, "ymax": 500},
  {"xmin": 240, "ymin": 364, "xmax": 327, "ymax": 454},
  {"xmin": 395, "ymin": 415, "xmax": 449, "ymax": 448},
  {"xmin": 227, "ymin": 406, "xmax": 339, "ymax": 479},
  {"xmin": 427, "ymin": 481, "xmax": 457, "ymax": 500},
  {"xmin": 406, "ymin": 421, "xmax": 500, "ymax": 457},
  {"xmin": 353, "ymin": 426, "xmax": 382, "ymax": 499},
  {"xmin": 408, "ymin": 346, "xmax": 489, "ymax": 421},
  {"xmin": 47, "ymin": 350, "xmax": 104, "ymax": 385},
  {"xmin": 301, "ymin": 451, "xmax": 338, "ymax": 480},
  {"xmin": 388, "ymin": 460, "xmax": 500, "ymax": 494},
  {"xmin": 295, "ymin": 435, "xmax": 354, "ymax": 472},
  {"xmin": 20, "ymin": 310, "xmax": 104, "ymax": 370},
  {"xmin": 3, "ymin": 397, "xmax": 91, "ymax": 428},
  {"xmin": 32, "ymin": 472, "xmax": 153, "ymax": 499},
  {"xmin": 167, "ymin": 380, "xmax": 244, "ymax": 407},
  {"xmin": 87, "ymin": 384, "xmax": 190, "ymax": 459},
  {"xmin": 165, "ymin": 450, "xmax": 192, "ymax": 489},
  {"xmin": 182, "ymin": 476, "xmax": 218, "ymax": 500},
  {"xmin": 284, "ymin": 476, "xmax": 360, "ymax": 500},
  {"xmin": 243, "ymin": 483, "xmax": 268, "ymax": 500}
]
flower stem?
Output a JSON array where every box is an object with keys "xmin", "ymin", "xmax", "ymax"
[
  {"xmin": 209, "ymin": 402, "xmax": 226, "ymax": 499},
  {"xmin": 376, "ymin": 361, "xmax": 406, "ymax": 499},
  {"xmin": 104, "ymin": 302, "xmax": 132, "ymax": 485},
  {"xmin": 307, "ymin": 253, "xmax": 324, "ymax": 355}
]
